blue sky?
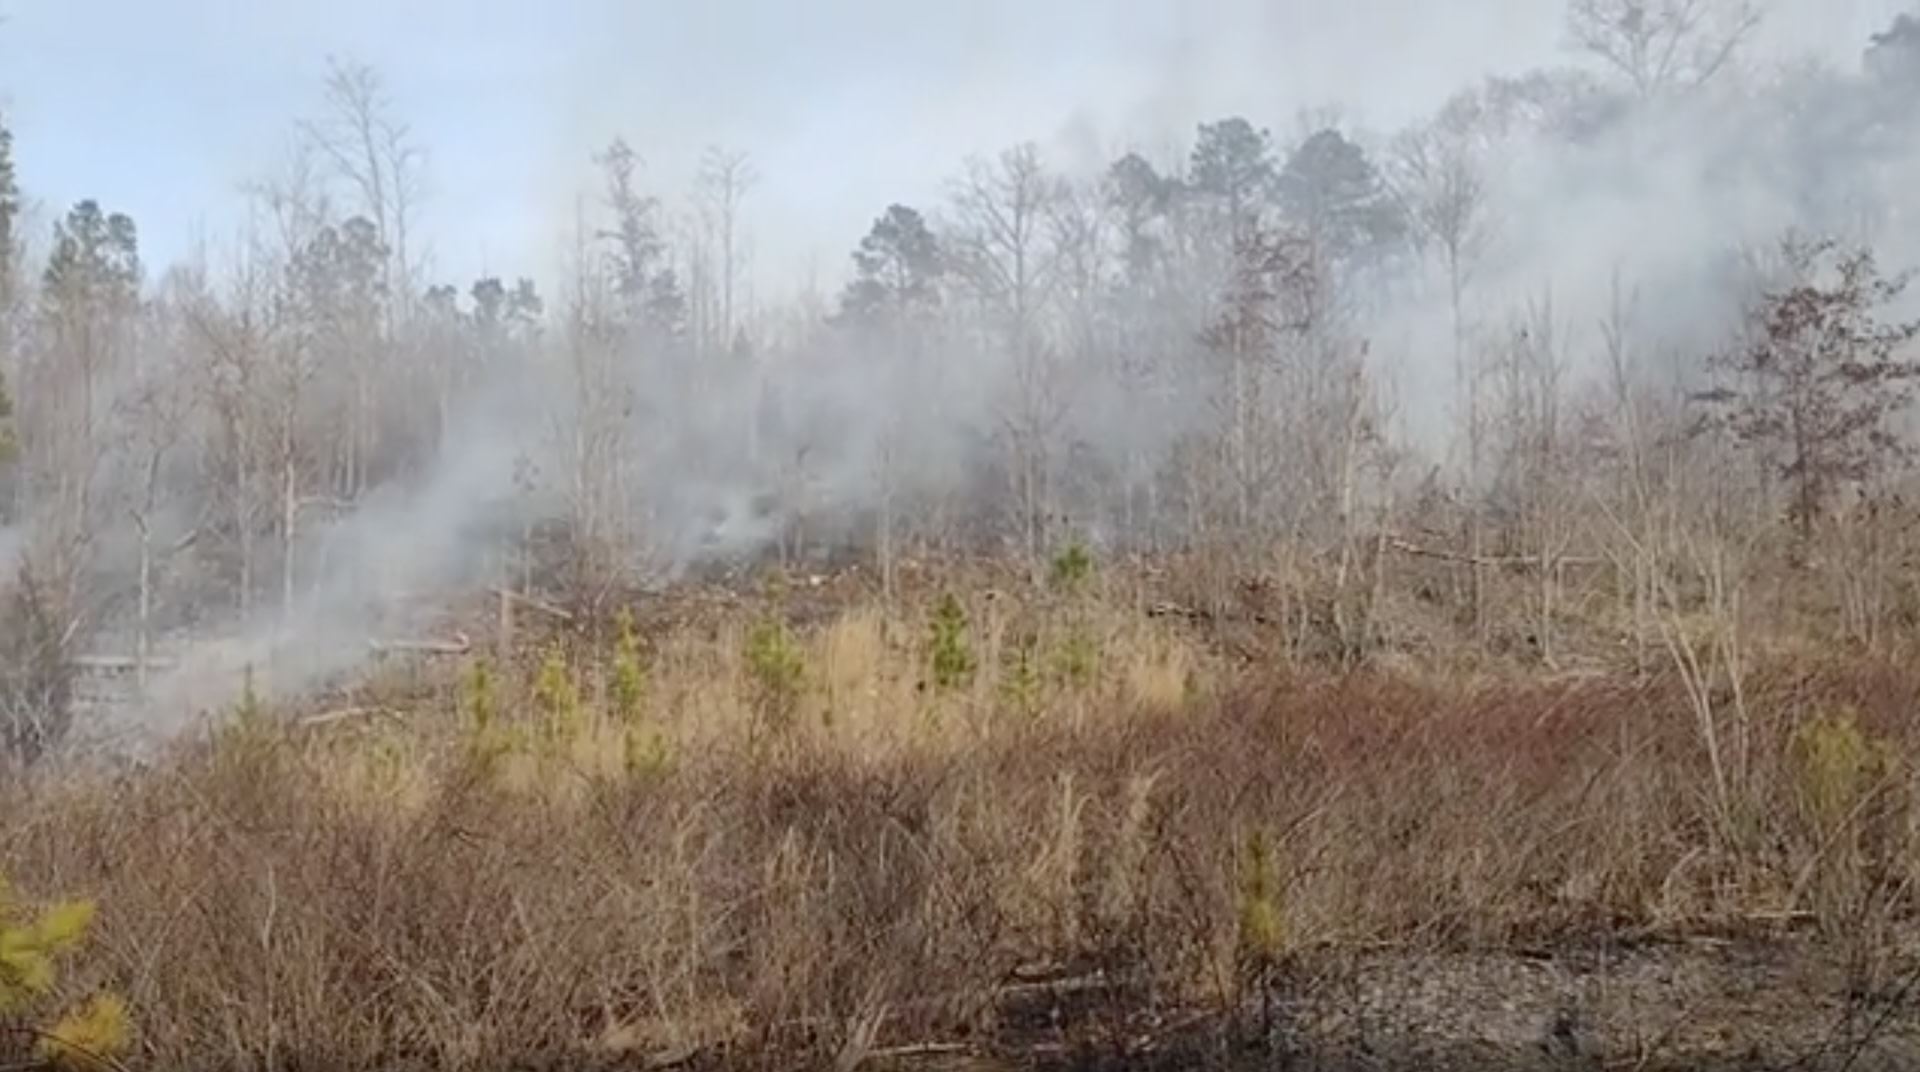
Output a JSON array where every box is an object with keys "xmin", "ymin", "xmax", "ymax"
[{"xmin": 0, "ymin": 0, "xmax": 1898, "ymax": 307}]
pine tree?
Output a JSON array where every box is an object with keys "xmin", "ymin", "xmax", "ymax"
[{"xmin": 0, "ymin": 875, "xmax": 132, "ymax": 1070}]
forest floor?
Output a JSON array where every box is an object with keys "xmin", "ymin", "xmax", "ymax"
[{"xmin": 7, "ymin": 548, "xmax": 1920, "ymax": 1070}]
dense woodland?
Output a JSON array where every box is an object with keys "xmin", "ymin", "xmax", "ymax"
[{"xmin": 3, "ymin": 1, "xmax": 1920, "ymax": 756}]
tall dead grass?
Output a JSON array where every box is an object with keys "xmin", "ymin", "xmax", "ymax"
[{"xmin": 4, "ymin": 573, "xmax": 1920, "ymax": 1068}]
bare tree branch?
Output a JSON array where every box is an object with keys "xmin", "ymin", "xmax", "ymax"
[{"xmin": 1563, "ymin": 0, "xmax": 1766, "ymax": 96}]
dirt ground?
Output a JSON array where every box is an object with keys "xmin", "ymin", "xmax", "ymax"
[
  {"xmin": 1263, "ymin": 931, "xmax": 1920, "ymax": 1071},
  {"xmin": 860, "ymin": 927, "xmax": 1920, "ymax": 1072}
]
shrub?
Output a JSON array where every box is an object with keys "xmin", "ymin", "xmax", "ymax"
[
  {"xmin": 1793, "ymin": 705, "xmax": 1899, "ymax": 929},
  {"xmin": 460, "ymin": 657, "xmax": 515, "ymax": 777},
  {"xmin": 744, "ymin": 614, "xmax": 806, "ymax": 732},
  {"xmin": 212, "ymin": 664, "xmax": 278, "ymax": 762},
  {"xmin": 0, "ymin": 876, "xmax": 130, "ymax": 1070},
  {"xmin": 533, "ymin": 643, "xmax": 583, "ymax": 749},
  {"xmin": 998, "ymin": 633, "xmax": 1041, "ymax": 716},
  {"xmin": 926, "ymin": 593, "xmax": 976, "ymax": 692},
  {"xmin": 1052, "ymin": 626, "xmax": 1100, "ymax": 689},
  {"xmin": 1049, "ymin": 540, "xmax": 1094, "ymax": 593},
  {"xmin": 609, "ymin": 607, "xmax": 646, "ymax": 722},
  {"xmin": 1236, "ymin": 827, "xmax": 1285, "ymax": 969},
  {"xmin": 0, "ymin": 565, "xmax": 77, "ymax": 767}
]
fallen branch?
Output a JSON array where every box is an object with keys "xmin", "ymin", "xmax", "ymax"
[
  {"xmin": 367, "ymin": 632, "xmax": 472, "ymax": 656},
  {"xmin": 1385, "ymin": 535, "xmax": 1606, "ymax": 570},
  {"xmin": 492, "ymin": 587, "xmax": 574, "ymax": 621},
  {"xmin": 1145, "ymin": 601, "xmax": 1278, "ymax": 627},
  {"xmin": 864, "ymin": 1042, "xmax": 971, "ymax": 1060},
  {"xmin": 71, "ymin": 654, "xmax": 180, "ymax": 672},
  {"xmin": 297, "ymin": 706, "xmax": 398, "ymax": 728},
  {"xmin": 0, "ymin": 1024, "xmax": 134, "ymax": 1072}
]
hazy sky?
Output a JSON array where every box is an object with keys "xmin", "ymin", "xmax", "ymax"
[{"xmin": 0, "ymin": 0, "xmax": 1902, "ymax": 307}]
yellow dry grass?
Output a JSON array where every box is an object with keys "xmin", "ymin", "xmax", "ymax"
[{"xmin": 5, "ymin": 554, "xmax": 1920, "ymax": 1068}]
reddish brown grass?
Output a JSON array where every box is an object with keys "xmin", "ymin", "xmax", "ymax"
[{"xmin": 5, "ymin": 579, "xmax": 1920, "ymax": 1071}]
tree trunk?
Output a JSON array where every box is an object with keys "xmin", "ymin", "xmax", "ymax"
[
  {"xmin": 134, "ymin": 511, "xmax": 152, "ymax": 701},
  {"xmin": 281, "ymin": 436, "xmax": 298, "ymax": 624},
  {"xmin": 236, "ymin": 447, "xmax": 254, "ymax": 619}
]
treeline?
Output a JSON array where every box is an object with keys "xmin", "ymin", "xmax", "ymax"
[{"xmin": 0, "ymin": 6, "xmax": 1918, "ymax": 758}]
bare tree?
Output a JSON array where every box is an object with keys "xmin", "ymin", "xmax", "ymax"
[
  {"xmin": 1588, "ymin": 271, "xmax": 1664, "ymax": 668},
  {"xmin": 2, "ymin": 199, "xmax": 143, "ymax": 748},
  {"xmin": 30, "ymin": 200, "xmax": 141, "ymax": 539},
  {"xmin": 1197, "ymin": 222, "xmax": 1317, "ymax": 540},
  {"xmin": 295, "ymin": 58, "xmax": 420, "ymax": 503},
  {"xmin": 229, "ymin": 145, "xmax": 336, "ymax": 625},
  {"xmin": 0, "ymin": 122, "xmax": 22, "ymax": 517},
  {"xmin": 948, "ymin": 144, "xmax": 1065, "ymax": 341},
  {"xmin": 118, "ymin": 275, "xmax": 198, "ymax": 698},
  {"xmin": 0, "ymin": 556, "xmax": 79, "ymax": 764},
  {"xmin": 186, "ymin": 232, "xmax": 274, "ymax": 617},
  {"xmin": 1564, "ymin": 0, "xmax": 1765, "ymax": 97},
  {"xmin": 1327, "ymin": 345, "xmax": 1398, "ymax": 662},
  {"xmin": 832, "ymin": 203, "xmax": 948, "ymax": 585},
  {"xmin": 947, "ymin": 142, "xmax": 1069, "ymax": 564},
  {"xmin": 693, "ymin": 145, "xmax": 758, "ymax": 352},
  {"xmin": 1484, "ymin": 293, "xmax": 1581, "ymax": 662},
  {"xmin": 1099, "ymin": 152, "xmax": 1186, "ymax": 548},
  {"xmin": 1388, "ymin": 118, "xmax": 1492, "ymax": 356},
  {"xmin": 1046, "ymin": 177, "xmax": 1120, "ymax": 530},
  {"xmin": 1389, "ymin": 115, "xmax": 1494, "ymax": 632},
  {"xmin": 558, "ymin": 184, "xmax": 637, "ymax": 598},
  {"xmin": 297, "ymin": 56, "xmax": 425, "ymax": 325}
]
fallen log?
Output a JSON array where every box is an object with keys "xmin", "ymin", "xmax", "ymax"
[
  {"xmin": 71, "ymin": 654, "xmax": 181, "ymax": 672},
  {"xmin": 366, "ymin": 632, "xmax": 472, "ymax": 656}
]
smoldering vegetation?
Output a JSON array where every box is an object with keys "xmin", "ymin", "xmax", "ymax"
[{"xmin": 0, "ymin": 7, "xmax": 1919, "ymax": 757}]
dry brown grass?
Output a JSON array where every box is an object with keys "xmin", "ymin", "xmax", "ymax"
[{"xmin": 5, "ymin": 555, "xmax": 1920, "ymax": 1069}]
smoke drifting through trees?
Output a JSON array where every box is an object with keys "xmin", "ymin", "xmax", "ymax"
[{"xmin": 3, "ymin": 6, "xmax": 1920, "ymax": 754}]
